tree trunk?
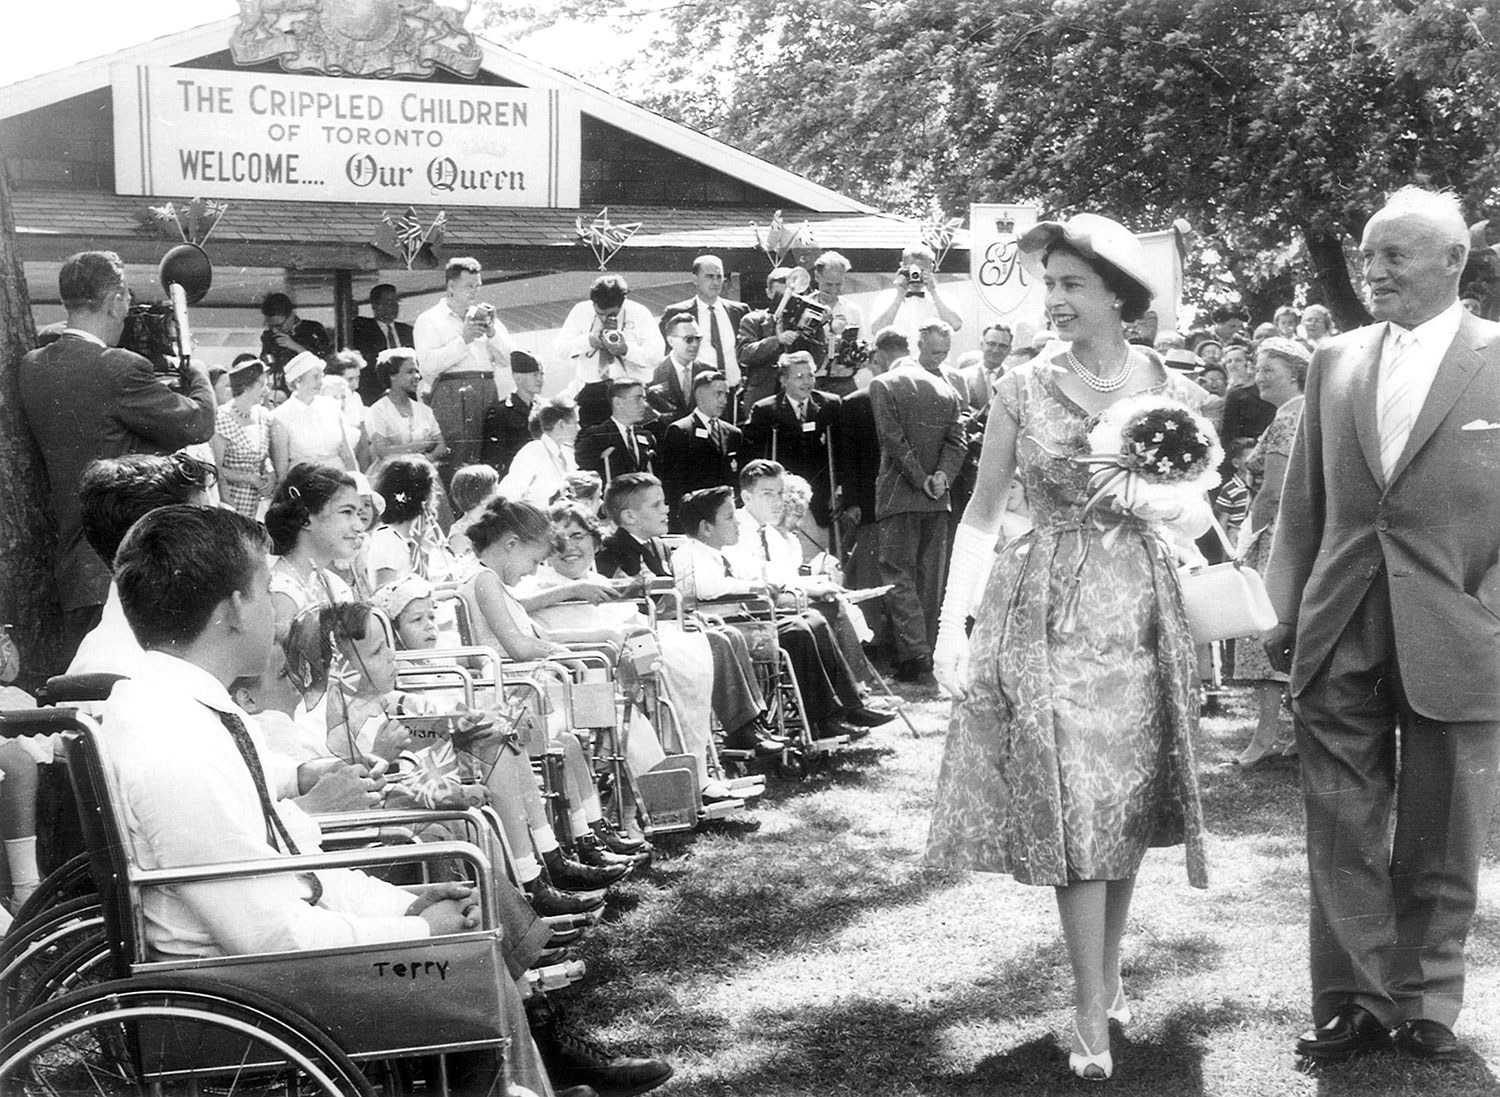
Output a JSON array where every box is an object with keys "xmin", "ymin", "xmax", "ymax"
[
  {"xmin": 1303, "ymin": 227, "xmax": 1371, "ymax": 333},
  {"xmin": 0, "ymin": 153, "xmax": 66, "ymax": 688}
]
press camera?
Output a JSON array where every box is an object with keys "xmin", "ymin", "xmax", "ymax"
[{"xmin": 117, "ymin": 243, "xmax": 212, "ymax": 389}]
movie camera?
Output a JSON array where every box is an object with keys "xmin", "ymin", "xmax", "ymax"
[{"xmin": 118, "ymin": 244, "xmax": 212, "ymax": 388}]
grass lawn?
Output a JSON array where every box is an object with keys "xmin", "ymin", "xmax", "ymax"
[{"xmin": 569, "ymin": 684, "xmax": 1500, "ymax": 1096}]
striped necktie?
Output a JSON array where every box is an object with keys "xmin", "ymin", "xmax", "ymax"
[
  {"xmin": 1378, "ymin": 329, "xmax": 1416, "ymax": 479},
  {"xmin": 209, "ymin": 707, "xmax": 323, "ymax": 905}
]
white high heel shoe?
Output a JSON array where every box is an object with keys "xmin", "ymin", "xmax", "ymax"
[
  {"xmin": 1070, "ymin": 1017, "xmax": 1113, "ymax": 1081},
  {"xmin": 1106, "ymin": 983, "xmax": 1132, "ymax": 1026}
]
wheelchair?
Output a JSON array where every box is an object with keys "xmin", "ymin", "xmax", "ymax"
[
  {"xmin": 439, "ymin": 593, "xmax": 761, "ymax": 839},
  {"xmin": 0, "ymin": 706, "xmax": 534, "ymax": 1095}
]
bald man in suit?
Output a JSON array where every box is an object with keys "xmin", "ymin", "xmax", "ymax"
[{"xmin": 1266, "ymin": 187, "xmax": 1500, "ymax": 1064}]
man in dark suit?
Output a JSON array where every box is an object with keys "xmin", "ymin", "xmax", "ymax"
[
  {"xmin": 1265, "ymin": 187, "xmax": 1500, "ymax": 1064},
  {"xmin": 18, "ymin": 250, "xmax": 217, "ymax": 658},
  {"xmin": 574, "ymin": 379, "xmax": 657, "ymax": 486},
  {"xmin": 660, "ymin": 372, "xmax": 742, "ymax": 531},
  {"xmin": 658, "ymin": 255, "xmax": 750, "ymax": 391},
  {"xmin": 838, "ymin": 327, "xmax": 903, "ymax": 594},
  {"xmin": 742, "ymin": 351, "xmax": 841, "ymax": 527},
  {"xmin": 735, "ymin": 267, "xmax": 797, "ymax": 416},
  {"xmin": 350, "ymin": 283, "xmax": 414, "ymax": 406},
  {"xmin": 647, "ymin": 313, "xmax": 712, "ymax": 431},
  {"xmin": 481, "ymin": 351, "xmax": 544, "ymax": 475},
  {"xmin": 870, "ymin": 330, "xmax": 967, "ymax": 681}
]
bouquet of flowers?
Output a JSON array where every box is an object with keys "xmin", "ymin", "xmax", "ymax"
[{"xmin": 1076, "ymin": 394, "xmax": 1222, "ymax": 528}]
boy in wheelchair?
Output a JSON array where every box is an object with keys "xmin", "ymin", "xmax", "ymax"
[
  {"xmin": 101, "ymin": 504, "xmax": 671, "ymax": 1097},
  {"xmin": 671, "ymin": 487, "xmax": 879, "ymax": 741},
  {"xmin": 595, "ymin": 474, "xmax": 785, "ymax": 757}
]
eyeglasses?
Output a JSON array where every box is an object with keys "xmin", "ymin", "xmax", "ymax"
[{"xmin": 679, "ymin": 335, "xmax": 704, "ymax": 343}]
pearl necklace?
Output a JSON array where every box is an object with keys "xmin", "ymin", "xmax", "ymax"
[{"xmin": 1065, "ymin": 345, "xmax": 1136, "ymax": 393}]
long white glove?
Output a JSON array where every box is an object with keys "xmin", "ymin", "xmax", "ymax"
[{"xmin": 933, "ymin": 523, "xmax": 998, "ymax": 699}]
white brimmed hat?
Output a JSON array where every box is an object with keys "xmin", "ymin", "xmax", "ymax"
[
  {"xmin": 283, "ymin": 351, "xmax": 324, "ymax": 386},
  {"xmin": 1018, "ymin": 213, "xmax": 1156, "ymax": 307}
]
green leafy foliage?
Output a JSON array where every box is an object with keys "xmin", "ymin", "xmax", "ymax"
[{"xmin": 479, "ymin": 0, "xmax": 1500, "ymax": 325}]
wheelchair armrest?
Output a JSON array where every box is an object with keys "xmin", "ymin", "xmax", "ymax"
[
  {"xmin": 37, "ymin": 673, "xmax": 126, "ymax": 705},
  {"xmin": 313, "ymin": 806, "xmax": 492, "ymax": 846},
  {"xmin": 129, "ymin": 840, "xmax": 499, "ymax": 930}
]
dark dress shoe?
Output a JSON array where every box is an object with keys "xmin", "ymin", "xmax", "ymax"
[
  {"xmin": 573, "ymin": 834, "xmax": 646, "ymax": 871},
  {"xmin": 1295, "ymin": 1004, "xmax": 1390, "ymax": 1061},
  {"xmin": 1392, "ymin": 1018, "xmax": 1460, "ymax": 1059},
  {"xmin": 533, "ymin": 1002, "xmax": 675, "ymax": 1097},
  {"xmin": 723, "ymin": 722, "xmax": 785, "ymax": 755},
  {"xmin": 591, "ymin": 817, "xmax": 652, "ymax": 857},
  {"xmin": 543, "ymin": 845, "xmax": 628, "ymax": 888},
  {"xmin": 845, "ymin": 705, "xmax": 897, "ymax": 727},
  {"xmin": 817, "ymin": 717, "xmax": 869, "ymax": 741},
  {"xmin": 525, "ymin": 877, "xmax": 606, "ymax": 917}
]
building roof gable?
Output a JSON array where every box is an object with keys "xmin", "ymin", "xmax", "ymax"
[{"xmin": 0, "ymin": 16, "xmax": 874, "ymax": 215}]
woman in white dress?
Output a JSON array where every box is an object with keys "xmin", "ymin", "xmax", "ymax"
[{"xmin": 269, "ymin": 352, "xmax": 356, "ymax": 481}]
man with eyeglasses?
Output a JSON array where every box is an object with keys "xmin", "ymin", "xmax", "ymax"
[
  {"xmin": 647, "ymin": 312, "xmax": 711, "ymax": 429},
  {"xmin": 18, "ymin": 250, "xmax": 217, "ymax": 658},
  {"xmin": 960, "ymin": 322, "xmax": 1014, "ymax": 411}
]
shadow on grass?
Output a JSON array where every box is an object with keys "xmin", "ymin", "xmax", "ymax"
[
  {"xmin": 1303, "ymin": 1046, "xmax": 1500, "ymax": 1096},
  {"xmin": 653, "ymin": 974, "xmax": 1221, "ymax": 1096},
  {"xmin": 578, "ymin": 805, "xmax": 969, "ymax": 988}
]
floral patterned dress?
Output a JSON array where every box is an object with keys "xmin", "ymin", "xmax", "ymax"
[{"xmin": 927, "ymin": 361, "xmax": 1209, "ymax": 888}]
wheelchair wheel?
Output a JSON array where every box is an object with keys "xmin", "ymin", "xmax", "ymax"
[
  {"xmin": 8, "ymin": 853, "xmax": 96, "ymax": 928},
  {"xmin": 0, "ymin": 977, "xmax": 373, "ymax": 1096},
  {"xmin": 0, "ymin": 899, "xmax": 105, "ymax": 1012},
  {"xmin": 1, "ymin": 916, "xmax": 107, "ymax": 1018},
  {"xmin": 6, "ymin": 929, "xmax": 110, "ymax": 1017}
]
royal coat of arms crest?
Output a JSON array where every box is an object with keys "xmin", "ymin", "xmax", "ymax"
[{"xmin": 231, "ymin": 0, "xmax": 483, "ymax": 79}]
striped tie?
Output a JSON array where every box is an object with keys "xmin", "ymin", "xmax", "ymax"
[{"xmin": 1378, "ymin": 330, "xmax": 1415, "ymax": 479}]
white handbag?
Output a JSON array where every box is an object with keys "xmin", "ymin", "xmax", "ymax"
[{"xmin": 1176, "ymin": 518, "xmax": 1279, "ymax": 644}]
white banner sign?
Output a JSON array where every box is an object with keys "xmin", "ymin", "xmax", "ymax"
[
  {"xmin": 970, "ymin": 204, "xmax": 1184, "ymax": 341},
  {"xmin": 112, "ymin": 65, "xmax": 580, "ymax": 208}
]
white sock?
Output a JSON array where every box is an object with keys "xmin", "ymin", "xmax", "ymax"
[
  {"xmin": 4, "ymin": 837, "xmax": 39, "ymax": 906},
  {"xmin": 531, "ymin": 827, "xmax": 560, "ymax": 856},
  {"xmin": 568, "ymin": 808, "xmax": 589, "ymax": 837},
  {"xmin": 514, "ymin": 854, "xmax": 542, "ymax": 884},
  {"xmin": 582, "ymin": 794, "xmax": 603, "ymax": 824}
]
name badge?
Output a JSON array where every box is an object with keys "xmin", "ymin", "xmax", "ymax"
[
  {"xmin": 801, "ymin": 421, "xmax": 817, "ymax": 433},
  {"xmin": 695, "ymin": 429, "xmax": 710, "ymax": 439}
]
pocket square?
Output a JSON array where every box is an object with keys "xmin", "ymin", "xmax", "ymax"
[{"xmin": 1460, "ymin": 419, "xmax": 1500, "ymax": 431}]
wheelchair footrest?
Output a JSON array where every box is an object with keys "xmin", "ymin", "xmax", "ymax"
[
  {"xmin": 522, "ymin": 959, "xmax": 587, "ymax": 993},
  {"xmin": 807, "ymin": 735, "xmax": 849, "ymax": 752},
  {"xmin": 724, "ymin": 775, "xmax": 765, "ymax": 799},
  {"xmin": 636, "ymin": 758, "xmax": 702, "ymax": 833},
  {"xmin": 700, "ymin": 797, "xmax": 746, "ymax": 820}
]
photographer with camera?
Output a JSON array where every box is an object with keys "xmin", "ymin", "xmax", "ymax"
[
  {"xmin": 18, "ymin": 250, "xmax": 217, "ymax": 659},
  {"xmin": 556, "ymin": 273, "xmax": 656, "ymax": 428},
  {"xmin": 413, "ymin": 257, "xmax": 515, "ymax": 481},
  {"xmin": 867, "ymin": 243, "xmax": 964, "ymax": 342},
  {"xmin": 735, "ymin": 267, "xmax": 799, "ymax": 413},
  {"xmin": 259, "ymin": 292, "xmax": 332, "ymax": 403}
]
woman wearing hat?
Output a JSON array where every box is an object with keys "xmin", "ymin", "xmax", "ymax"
[
  {"xmin": 927, "ymin": 213, "xmax": 1210, "ymax": 1080},
  {"xmin": 1226, "ymin": 337, "xmax": 1310, "ymax": 769},
  {"xmin": 269, "ymin": 350, "xmax": 357, "ymax": 481},
  {"xmin": 212, "ymin": 358, "xmax": 275, "ymax": 518}
]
